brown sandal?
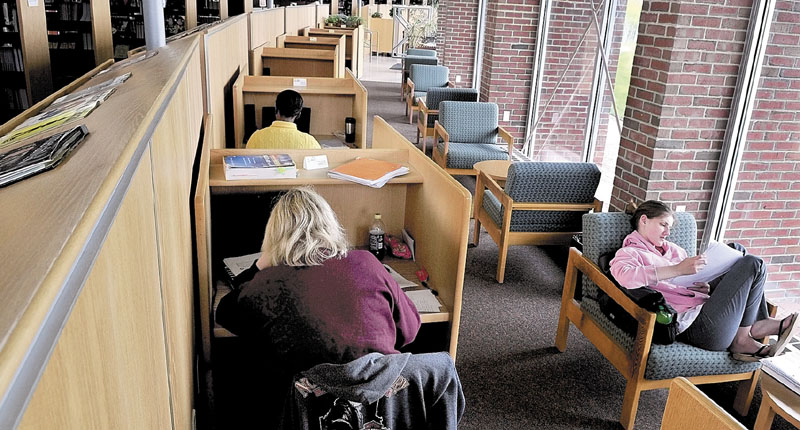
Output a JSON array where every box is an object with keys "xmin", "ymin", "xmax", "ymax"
[
  {"xmin": 731, "ymin": 344, "xmax": 770, "ymax": 362},
  {"xmin": 770, "ymin": 312, "xmax": 800, "ymax": 357}
]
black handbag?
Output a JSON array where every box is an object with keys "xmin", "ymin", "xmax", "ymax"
[{"xmin": 595, "ymin": 251, "xmax": 678, "ymax": 345}]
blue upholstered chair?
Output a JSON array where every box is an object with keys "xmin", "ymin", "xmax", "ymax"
[
  {"xmin": 555, "ymin": 211, "xmax": 764, "ymax": 429},
  {"xmin": 406, "ymin": 64, "xmax": 452, "ymax": 124},
  {"xmin": 473, "ymin": 162, "xmax": 602, "ymax": 283},
  {"xmin": 432, "ymin": 101, "xmax": 513, "ymax": 175},
  {"xmin": 401, "ymin": 55, "xmax": 438, "ymax": 101},
  {"xmin": 406, "ymin": 48, "xmax": 436, "ymax": 57},
  {"xmin": 417, "ymin": 88, "xmax": 478, "ymax": 153}
]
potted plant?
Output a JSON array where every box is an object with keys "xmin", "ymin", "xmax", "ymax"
[
  {"xmin": 345, "ymin": 15, "xmax": 364, "ymax": 28},
  {"xmin": 371, "ymin": 12, "xmax": 383, "ymax": 18}
]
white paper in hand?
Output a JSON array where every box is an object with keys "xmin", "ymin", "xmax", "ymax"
[{"xmin": 671, "ymin": 241, "xmax": 743, "ymax": 287}]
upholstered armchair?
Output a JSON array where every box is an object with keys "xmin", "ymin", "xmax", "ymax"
[
  {"xmin": 416, "ymin": 88, "xmax": 478, "ymax": 153},
  {"xmin": 406, "ymin": 64, "xmax": 452, "ymax": 124},
  {"xmin": 432, "ymin": 101, "xmax": 512, "ymax": 175},
  {"xmin": 401, "ymin": 55, "xmax": 438, "ymax": 101},
  {"xmin": 473, "ymin": 162, "xmax": 602, "ymax": 283},
  {"xmin": 555, "ymin": 211, "xmax": 766, "ymax": 429},
  {"xmin": 406, "ymin": 48, "xmax": 436, "ymax": 57}
]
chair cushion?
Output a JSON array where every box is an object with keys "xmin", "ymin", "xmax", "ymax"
[
  {"xmin": 580, "ymin": 297, "xmax": 761, "ymax": 380},
  {"xmin": 439, "ymin": 101, "xmax": 498, "ymax": 144},
  {"xmin": 409, "ymin": 64, "xmax": 449, "ymax": 92},
  {"xmin": 436, "ymin": 142, "xmax": 507, "ymax": 169},
  {"xmin": 423, "ymin": 88, "xmax": 479, "ymax": 127},
  {"xmin": 482, "ymin": 191, "xmax": 584, "ymax": 232}
]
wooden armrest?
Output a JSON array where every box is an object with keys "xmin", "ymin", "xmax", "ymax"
[
  {"xmin": 418, "ymin": 98, "xmax": 428, "ymax": 113},
  {"xmin": 571, "ymin": 248, "xmax": 655, "ymax": 325},
  {"xmin": 479, "ymin": 170, "xmax": 512, "ymax": 207},
  {"xmin": 434, "ymin": 120, "xmax": 449, "ymax": 156},
  {"xmin": 446, "ymin": 81, "xmax": 455, "ymax": 88},
  {"xmin": 593, "ymin": 198, "xmax": 604, "ymax": 213},
  {"xmin": 406, "ymin": 77, "xmax": 414, "ymax": 94},
  {"xmin": 498, "ymin": 126, "xmax": 514, "ymax": 161}
]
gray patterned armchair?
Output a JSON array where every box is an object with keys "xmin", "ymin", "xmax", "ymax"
[
  {"xmin": 555, "ymin": 211, "xmax": 764, "ymax": 429},
  {"xmin": 473, "ymin": 162, "xmax": 602, "ymax": 283},
  {"xmin": 406, "ymin": 64, "xmax": 452, "ymax": 124},
  {"xmin": 432, "ymin": 101, "xmax": 513, "ymax": 175},
  {"xmin": 416, "ymin": 87, "xmax": 478, "ymax": 153},
  {"xmin": 401, "ymin": 55, "xmax": 438, "ymax": 101}
]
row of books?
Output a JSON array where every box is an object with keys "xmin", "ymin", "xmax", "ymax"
[
  {"xmin": 1, "ymin": 87, "xmax": 29, "ymax": 111},
  {"xmin": 223, "ymin": 155, "xmax": 409, "ymax": 188},
  {"xmin": 0, "ymin": 46, "xmax": 23, "ymax": 72},
  {"xmin": 1, "ymin": 3, "xmax": 19, "ymax": 33},
  {"xmin": 52, "ymin": 2, "xmax": 92, "ymax": 22}
]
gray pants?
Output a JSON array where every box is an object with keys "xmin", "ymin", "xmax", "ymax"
[{"xmin": 679, "ymin": 246, "xmax": 768, "ymax": 351}]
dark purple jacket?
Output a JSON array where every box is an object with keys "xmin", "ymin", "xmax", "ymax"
[{"xmin": 217, "ymin": 250, "xmax": 421, "ymax": 372}]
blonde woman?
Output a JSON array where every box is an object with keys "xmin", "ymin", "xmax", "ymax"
[{"xmin": 217, "ymin": 187, "xmax": 421, "ymax": 372}]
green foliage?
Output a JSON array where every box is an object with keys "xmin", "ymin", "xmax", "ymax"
[
  {"xmin": 325, "ymin": 14, "xmax": 364, "ymax": 28},
  {"xmin": 324, "ymin": 15, "xmax": 343, "ymax": 26},
  {"xmin": 345, "ymin": 15, "xmax": 364, "ymax": 27},
  {"xmin": 371, "ymin": 12, "xmax": 383, "ymax": 18}
]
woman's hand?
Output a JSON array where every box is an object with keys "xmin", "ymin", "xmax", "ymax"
[
  {"xmin": 687, "ymin": 282, "xmax": 710, "ymax": 295},
  {"xmin": 675, "ymin": 255, "xmax": 706, "ymax": 275}
]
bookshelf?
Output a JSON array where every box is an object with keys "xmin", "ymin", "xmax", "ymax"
[
  {"xmin": 0, "ymin": 0, "xmax": 52, "ymax": 123},
  {"xmin": 110, "ymin": 0, "xmax": 143, "ymax": 61},
  {"xmin": 197, "ymin": 0, "xmax": 220, "ymax": 24},
  {"xmin": 45, "ymin": 0, "xmax": 112, "ymax": 90}
]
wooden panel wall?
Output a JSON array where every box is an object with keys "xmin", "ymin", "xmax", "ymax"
[
  {"xmin": 371, "ymin": 117, "xmax": 471, "ymax": 357},
  {"xmin": 316, "ymin": 3, "xmax": 329, "ymax": 27},
  {"xmin": 18, "ymin": 149, "xmax": 173, "ymax": 429},
  {"xmin": 204, "ymin": 15, "xmax": 249, "ymax": 149},
  {"xmin": 285, "ymin": 4, "xmax": 316, "ymax": 36},
  {"xmin": 91, "ymin": 0, "xmax": 113, "ymax": 65},
  {"xmin": 148, "ymin": 48, "xmax": 204, "ymax": 430},
  {"xmin": 17, "ymin": 0, "xmax": 52, "ymax": 103},
  {"xmin": 249, "ymin": 7, "xmax": 285, "ymax": 50}
]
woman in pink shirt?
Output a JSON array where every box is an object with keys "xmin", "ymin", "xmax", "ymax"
[{"xmin": 610, "ymin": 200, "xmax": 799, "ymax": 361}]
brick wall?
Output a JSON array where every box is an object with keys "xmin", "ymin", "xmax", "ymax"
[
  {"xmin": 479, "ymin": 0, "xmax": 539, "ymax": 146},
  {"xmin": 725, "ymin": 1, "xmax": 800, "ymax": 301},
  {"xmin": 609, "ymin": 0, "xmax": 750, "ymax": 237},
  {"xmin": 436, "ymin": 0, "xmax": 479, "ymax": 88}
]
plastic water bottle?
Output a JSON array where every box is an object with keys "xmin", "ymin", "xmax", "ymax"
[{"xmin": 369, "ymin": 213, "xmax": 386, "ymax": 260}]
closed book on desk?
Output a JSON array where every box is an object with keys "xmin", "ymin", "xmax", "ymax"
[
  {"xmin": 223, "ymin": 154, "xmax": 297, "ymax": 180},
  {"xmin": 762, "ymin": 353, "xmax": 800, "ymax": 394},
  {"xmin": 327, "ymin": 158, "xmax": 409, "ymax": 188}
]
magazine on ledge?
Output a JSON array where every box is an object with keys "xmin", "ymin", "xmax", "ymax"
[
  {"xmin": 0, "ymin": 125, "xmax": 89, "ymax": 188},
  {"xmin": 223, "ymin": 154, "xmax": 297, "ymax": 180},
  {"xmin": 327, "ymin": 158, "xmax": 409, "ymax": 188}
]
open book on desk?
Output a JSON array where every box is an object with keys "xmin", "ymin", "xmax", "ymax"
[
  {"xmin": 762, "ymin": 352, "xmax": 800, "ymax": 394},
  {"xmin": 222, "ymin": 252, "xmax": 261, "ymax": 281}
]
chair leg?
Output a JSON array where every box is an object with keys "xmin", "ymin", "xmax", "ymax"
[
  {"xmin": 472, "ymin": 217, "xmax": 481, "ymax": 246},
  {"xmin": 416, "ymin": 128, "xmax": 421, "ymax": 146},
  {"xmin": 496, "ymin": 236, "xmax": 509, "ymax": 283},
  {"xmin": 620, "ymin": 380, "xmax": 642, "ymax": 430},
  {"xmin": 733, "ymin": 370, "xmax": 760, "ymax": 415}
]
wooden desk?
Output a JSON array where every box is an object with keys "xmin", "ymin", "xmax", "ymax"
[
  {"xmin": 280, "ymin": 35, "xmax": 346, "ymax": 78},
  {"xmin": 232, "ymin": 72, "xmax": 368, "ymax": 148},
  {"xmin": 368, "ymin": 17, "xmax": 393, "ymax": 54},
  {"xmin": 194, "ymin": 118, "xmax": 471, "ymax": 365},
  {"xmin": 755, "ymin": 372, "xmax": 800, "ymax": 430},
  {"xmin": 260, "ymin": 47, "xmax": 341, "ymax": 78},
  {"xmin": 305, "ymin": 26, "xmax": 364, "ymax": 78}
]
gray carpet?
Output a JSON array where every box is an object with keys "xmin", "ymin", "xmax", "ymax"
[{"xmin": 362, "ymin": 80, "xmax": 796, "ymax": 430}]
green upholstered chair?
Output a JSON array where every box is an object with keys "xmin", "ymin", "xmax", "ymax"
[
  {"xmin": 401, "ymin": 55, "xmax": 438, "ymax": 101},
  {"xmin": 406, "ymin": 48, "xmax": 436, "ymax": 57},
  {"xmin": 417, "ymin": 87, "xmax": 478, "ymax": 153},
  {"xmin": 473, "ymin": 162, "xmax": 603, "ymax": 283},
  {"xmin": 406, "ymin": 64, "xmax": 452, "ymax": 124},
  {"xmin": 432, "ymin": 101, "xmax": 513, "ymax": 175},
  {"xmin": 555, "ymin": 211, "xmax": 764, "ymax": 429}
]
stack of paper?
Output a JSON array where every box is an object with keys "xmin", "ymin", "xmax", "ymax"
[
  {"xmin": 223, "ymin": 154, "xmax": 297, "ymax": 180},
  {"xmin": 327, "ymin": 158, "xmax": 409, "ymax": 188},
  {"xmin": 762, "ymin": 352, "xmax": 800, "ymax": 394},
  {"xmin": 405, "ymin": 290, "xmax": 441, "ymax": 313}
]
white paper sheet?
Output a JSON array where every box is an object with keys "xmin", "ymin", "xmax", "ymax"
[
  {"xmin": 384, "ymin": 264, "xmax": 417, "ymax": 288},
  {"xmin": 405, "ymin": 290, "xmax": 441, "ymax": 313},
  {"xmin": 671, "ymin": 241, "xmax": 743, "ymax": 287}
]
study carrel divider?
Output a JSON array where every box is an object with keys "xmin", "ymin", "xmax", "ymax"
[{"xmin": 195, "ymin": 117, "xmax": 471, "ymax": 363}]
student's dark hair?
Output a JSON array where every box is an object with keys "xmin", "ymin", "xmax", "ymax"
[
  {"xmin": 630, "ymin": 200, "xmax": 674, "ymax": 230},
  {"xmin": 275, "ymin": 89, "xmax": 304, "ymax": 118}
]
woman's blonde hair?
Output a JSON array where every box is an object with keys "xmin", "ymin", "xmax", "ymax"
[{"xmin": 261, "ymin": 187, "xmax": 349, "ymax": 266}]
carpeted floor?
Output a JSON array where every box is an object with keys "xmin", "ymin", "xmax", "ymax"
[{"xmin": 362, "ymin": 79, "xmax": 796, "ymax": 430}]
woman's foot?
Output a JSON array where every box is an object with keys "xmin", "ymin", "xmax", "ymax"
[
  {"xmin": 770, "ymin": 312, "xmax": 800, "ymax": 357},
  {"xmin": 731, "ymin": 344, "xmax": 770, "ymax": 362}
]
